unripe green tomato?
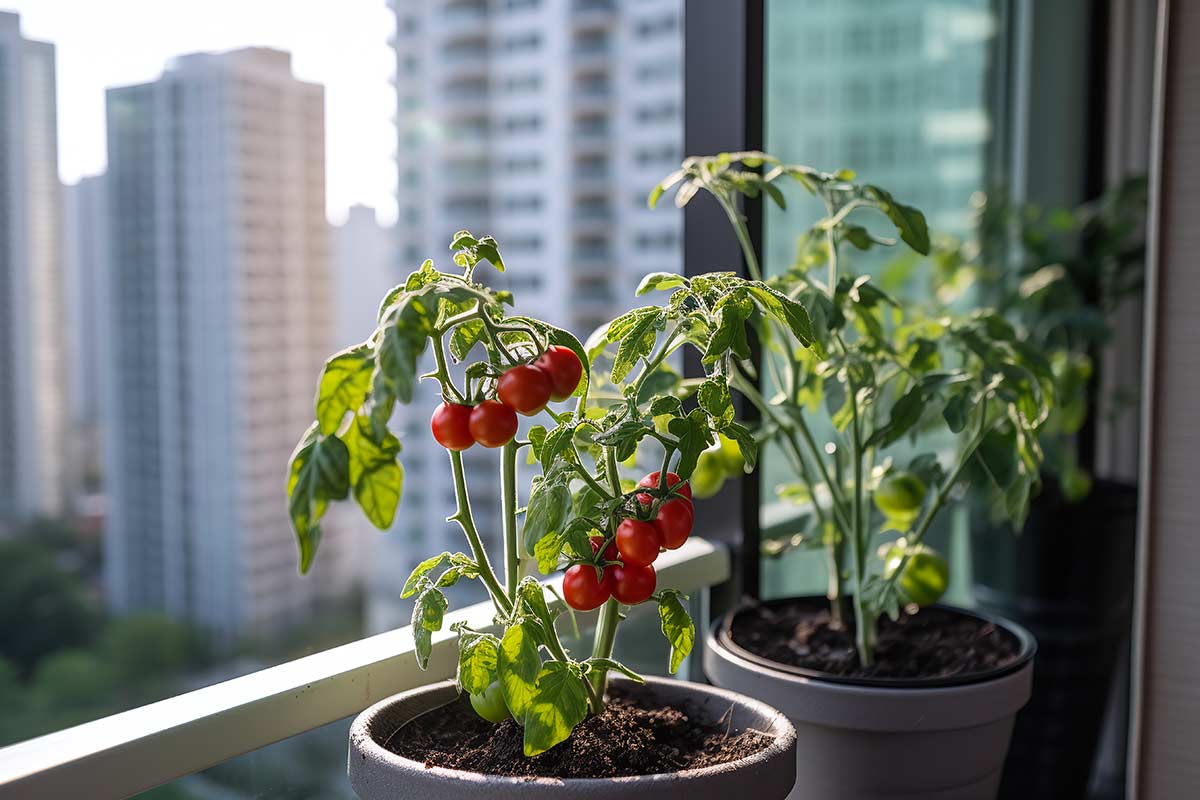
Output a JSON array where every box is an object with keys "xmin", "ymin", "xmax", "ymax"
[
  {"xmin": 690, "ymin": 448, "xmax": 727, "ymax": 499},
  {"xmin": 469, "ymin": 680, "xmax": 510, "ymax": 723},
  {"xmin": 716, "ymin": 433, "xmax": 745, "ymax": 476},
  {"xmin": 874, "ymin": 471, "xmax": 926, "ymax": 521},
  {"xmin": 884, "ymin": 543, "xmax": 949, "ymax": 607}
]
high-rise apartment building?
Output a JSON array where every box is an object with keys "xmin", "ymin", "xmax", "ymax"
[
  {"xmin": 368, "ymin": 0, "xmax": 684, "ymax": 632},
  {"xmin": 103, "ymin": 48, "xmax": 356, "ymax": 643},
  {"xmin": 0, "ymin": 12, "xmax": 66, "ymax": 524},
  {"xmin": 63, "ymin": 175, "xmax": 109, "ymax": 498},
  {"xmin": 764, "ymin": 0, "xmax": 996, "ymax": 270}
]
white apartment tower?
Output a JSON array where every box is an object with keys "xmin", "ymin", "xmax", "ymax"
[
  {"xmin": 103, "ymin": 48, "xmax": 355, "ymax": 642},
  {"xmin": 368, "ymin": 0, "xmax": 683, "ymax": 631},
  {"xmin": 0, "ymin": 12, "xmax": 66, "ymax": 524}
]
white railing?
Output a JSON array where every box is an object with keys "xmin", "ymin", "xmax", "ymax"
[{"xmin": 0, "ymin": 538, "xmax": 729, "ymax": 800}]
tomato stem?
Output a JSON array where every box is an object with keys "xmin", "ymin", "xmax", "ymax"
[
  {"xmin": 501, "ymin": 440, "xmax": 519, "ymax": 601},
  {"xmin": 588, "ymin": 597, "xmax": 620, "ymax": 713}
]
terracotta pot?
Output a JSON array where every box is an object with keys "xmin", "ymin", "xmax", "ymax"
[
  {"xmin": 348, "ymin": 675, "xmax": 798, "ymax": 799},
  {"xmin": 704, "ymin": 600, "xmax": 1036, "ymax": 800}
]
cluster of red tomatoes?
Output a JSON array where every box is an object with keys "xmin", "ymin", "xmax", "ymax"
[
  {"xmin": 562, "ymin": 472, "xmax": 694, "ymax": 611},
  {"xmin": 430, "ymin": 346, "xmax": 583, "ymax": 450}
]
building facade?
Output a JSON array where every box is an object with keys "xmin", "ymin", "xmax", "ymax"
[
  {"xmin": 368, "ymin": 0, "xmax": 684, "ymax": 632},
  {"xmin": 0, "ymin": 11, "xmax": 66, "ymax": 525},
  {"xmin": 103, "ymin": 48, "xmax": 355, "ymax": 643}
]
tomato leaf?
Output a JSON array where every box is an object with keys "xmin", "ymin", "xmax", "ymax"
[
  {"xmin": 411, "ymin": 579, "xmax": 448, "ymax": 670},
  {"xmin": 522, "ymin": 661, "xmax": 589, "ymax": 756},
  {"xmin": 342, "ymin": 414, "xmax": 403, "ymax": 529},
  {"xmin": 522, "ymin": 476, "xmax": 572, "ymax": 557},
  {"xmin": 657, "ymin": 589, "xmax": 694, "ymax": 674},
  {"xmin": 497, "ymin": 621, "xmax": 542, "ymax": 719},
  {"xmin": 456, "ymin": 631, "xmax": 500, "ymax": 695},
  {"xmin": 315, "ymin": 344, "xmax": 374, "ymax": 436},
  {"xmin": 400, "ymin": 552, "xmax": 451, "ymax": 599},
  {"xmin": 583, "ymin": 657, "xmax": 645, "ymax": 684}
]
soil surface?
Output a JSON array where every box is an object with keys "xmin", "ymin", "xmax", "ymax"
[
  {"xmin": 728, "ymin": 597, "xmax": 1022, "ymax": 681},
  {"xmin": 386, "ymin": 685, "xmax": 775, "ymax": 778}
]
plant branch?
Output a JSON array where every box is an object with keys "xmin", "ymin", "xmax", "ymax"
[
  {"xmin": 588, "ymin": 597, "xmax": 620, "ymax": 713},
  {"xmin": 501, "ymin": 441, "xmax": 520, "ymax": 601}
]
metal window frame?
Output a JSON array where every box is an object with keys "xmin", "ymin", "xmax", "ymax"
[
  {"xmin": 682, "ymin": 0, "xmax": 765, "ymax": 609},
  {"xmin": 0, "ymin": 539, "xmax": 729, "ymax": 799}
]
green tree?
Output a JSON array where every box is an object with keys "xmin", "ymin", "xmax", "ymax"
[
  {"xmin": 0, "ymin": 540, "xmax": 97, "ymax": 675},
  {"xmin": 100, "ymin": 615, "xmax": 197, "ymax": 687},
  {"xmin": 32, "ymin": 650, "xmax": 116, "ymax": 709}
]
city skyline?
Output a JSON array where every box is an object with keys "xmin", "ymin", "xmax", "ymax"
[{"xmin": 0, "ymin": 0, "xmax": 396, "ymax": 224}]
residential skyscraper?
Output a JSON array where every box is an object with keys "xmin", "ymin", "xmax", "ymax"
[
  {"xmin": 103, "ymin": 48, "xmax": 355, "ymax": 643},
  {"xmin": 0, "ymin": 11, "xmax": 66, "ymax": 524},
  {"xmin": 367, "ymin": 0, "xmax": 684, "ymax": 632},
  {"xmin": 63, "ymin": 175, "xmax": 110, "ymax": 498}
]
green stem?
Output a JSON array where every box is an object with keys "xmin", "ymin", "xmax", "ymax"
[
  {"xmin": 571, "ymin": 463, "xmax": 613, "ymax": 500},
  {"xmin": 501, "ymin": 441, "xmax": 519, "ymax": 601},
  {"xmin": 717, "ymin": 194, "xmax": 762, "ymax": 281},
  {"xmin": 630, "ymin": 326, "xmax": 683, "ymax": 399},
  {"xmin": 588, "ymin": 598, "xmax": 620, "ymax": 712},
  {"xmin": 848, "ymin": 383, "xmax": 873, "ymax": 666},
  {"xmin": 448, "ymin": 450, "xmax": 513, "ymax": 616}
]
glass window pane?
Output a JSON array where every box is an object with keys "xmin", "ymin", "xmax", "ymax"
[
  {"xmin": 760, "ymin": 0, "xmax": 1000, "ymax": 600},
  {"xmin": 0, "ymin": 0, "xmax": 683, "ymax": 748}
]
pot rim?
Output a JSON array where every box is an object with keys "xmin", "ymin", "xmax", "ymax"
[
  {"xmin": 350, "ymin": 675, "xmax": 797, "ymax": 788},
  {"xmin": 716, "ymin": 596, "xmax": 1037, "ymax": 689}
]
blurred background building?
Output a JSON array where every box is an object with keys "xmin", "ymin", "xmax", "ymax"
[
  {"xmin": 365, "ymin": 0, "xmax": 684, "ymax": 632},
  {"xmin": 101, "ymin": 47, "xmax": 355, "ymax": 644},
  {"xmin": 0, "ymin": 10, "xmax": 66, "ymax": 525}
]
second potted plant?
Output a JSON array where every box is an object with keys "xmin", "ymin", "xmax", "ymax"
[
  {"xmin": 651, "ymin": 153, "xmax": 1049, "ymax": 799},
  {"xmin": 287, "ymin": 233, "xmax": 806, "ymax": 797}
]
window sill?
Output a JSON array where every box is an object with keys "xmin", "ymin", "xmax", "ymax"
[{"xmin": 0, "ymin": 537, "xmax": 729, "ymax": 799}]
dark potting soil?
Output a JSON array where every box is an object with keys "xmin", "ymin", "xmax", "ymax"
[
  {"xmin": 386, "ymin": 685, "xmax": 775, "ymax": 779},
  {"xmin": 729, "ymin": 597, "xmax": 1022, "ymax": 680}
]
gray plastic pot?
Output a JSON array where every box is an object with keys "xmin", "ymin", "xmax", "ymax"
[
  {"xmin": 704, "ymin": 601, "xmax": 1036, "ymax": 800},
  {"xmin": 348, "ymin": 675, "xmax": 798, "ymax": 799}
]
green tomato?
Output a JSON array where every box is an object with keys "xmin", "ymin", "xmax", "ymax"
[
  {"xmin": 874, "ymin": 471, "xmax": 926, "ymax": 522},
  {"xmin": 469, "ymin": 680, "xmax": 510, "ymax": 723},
  {"xmin": 884, "ymin": 543, "xmax": 949, "ymax": 607},
  {"xmin": 716, "ymin": 433, "xmax": 745, "ymax": 476},
  {"xmin": 690, "ymin": 448, "xmax": 727, "ymax": 499}
]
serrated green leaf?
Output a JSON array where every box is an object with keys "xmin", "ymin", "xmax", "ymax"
[
  {"xmin": 611, "ymin": 310, "xmax": 663, "ymax": 383},
  {"xmin": 287, "ymin": 426, "xmax": 350, "ymax": 574},
  {"xmin": 668, "ymin": 410, "xmax": 713, "ymax": 480},
  {"xmin": 746, "ymin": 283, "xmax": 816, "ymax": 348},
  {"xmin": 523, "ymin": 661, "xmax": 589, "ymax": 756},
  {"xmin": 942, "ymin": 390, "xmax": 975, "ymax": 434},
  {"xmin": 457, "ymin": 632, "xmax": 500, "ymax": 695},
  {"xmin": 450, "ymin": 319, "xmax": 484, "ymax": 361},
  {"xmin": 636, "ymin": 272, "xmax": 687, "ymax": 295},
  {"xmin": 411, "ymin": 581, "xmax": 448, "ymax": 670},
  {"xmin": 658, "ymin": 590, "xmax": 695, "ymax": 674},
  {"xmin": 649, "ymin": 395, "xmax": 683, "ymax": 417},
  {"xmin": 400, "ymin": 552, "xmax": 451, "ymax": 598},
  {"xmin": 522, "ymin": 477, "xmax": 572, "ymax": 557},
  {"xmin": 533, "ymin": 529, "xmax": 568, "ymax": 574},
  {"xmin": 315, "ymin": 344, "xmax": 374, "ymax": 436},
  {"xmin": 704, "ymin": 294, "xmax": 752, "ymax": 363},
  {"xmin": 721, "ymin": 421, "xmax": 758, "ymax": 471},
  {"xmin": 342, "ymin": 414, "xmax": 403, "ymax": 529},
  {"xmin": 498, "ymin": 622, "xmax": 542, "ymax": 719},
  {"xmin": 697, "ymin": 378, "xmax": 734, "ymax": 427},
  {"xmin": 867, "ymin": 384, "xmax": 925, "ymax": 448}
]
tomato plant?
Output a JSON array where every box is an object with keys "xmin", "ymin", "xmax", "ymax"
[
  {"xmin": 652, "ymin": 152, "xmax": 1051, "ymax": 666},
  {"xmin": 288, "ymin": 229, "xmax": 815, "ymax": 756}
]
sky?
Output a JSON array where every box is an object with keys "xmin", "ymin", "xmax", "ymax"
[{"xmin": 4, "ymin": 0, "xmax": 397, "ymax": 224}]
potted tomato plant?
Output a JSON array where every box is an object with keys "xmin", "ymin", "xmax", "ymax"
[
  {"xmin": 286, "ymin": 233, "xmax": 808, "ymax": 798},
  {"xmin": 650, "ymin": 153, "xmax": 1048, "ymax": 799}
]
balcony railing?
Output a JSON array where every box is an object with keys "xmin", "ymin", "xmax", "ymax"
[{"xmin": 0, "ymin": 539, "xmax": 729, "ymax": 799}]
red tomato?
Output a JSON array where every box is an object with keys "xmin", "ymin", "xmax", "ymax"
[
  {"xmin": 468, "ymin": 400, "xmax": 518, "ymax": 447},
  {"xmin": 606, "ymin": 563, "xmax": 656, "ymax": 605},
  {"xmin": 562, "ymin": 564, "xmax": 611, "ymax": 611},
  {"xmin": 430, "ymin": 402, "xmax": 475, "ymax": 451},
  {"xmin": 637, "ymin": 471, "xmax": 693, "ymax": 503},
  {"xmin": 497, "ymin": 364, "xmax": 553, "ymax": 416},
  {"xmin": 615, "ymin": 519, "xmax": 661, "ymax": 568},
  {"xmin": 652, "ymin": 498, "xmax": 694, "ymax": 550},
  {"xmin": 590, "ymin": 535, "xmax": 619, "ymax": 562},
  {"xmin": 534, "ymin": 345, "xmax": 584, "ymax": 402}
]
